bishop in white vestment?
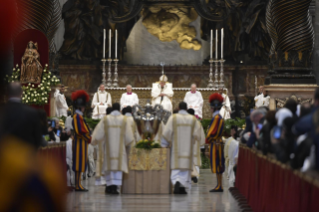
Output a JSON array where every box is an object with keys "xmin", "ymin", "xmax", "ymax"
[
  {"xmin": 218, "ymin": 88, "xmax": 231, "ymax": 120},
  {"xmin": 91, "ymin": 103, "xmax": 134, "ymax": 194},
  {"xmin": 120, "ymin": 85, "xmax": 139, "ymax": 110},
  {"xmin": 254, "ymin": 86, "xmax": 264, "ymax": 108},
  {"xmin": 161, "ymin": 102, "xmax": 202, "ymax": 194},
  {"xmin": 91, "ymin": 84, "xmax": 112, "ymax": 119},
  {"xmin": 151, "ymin": 75, "xmax": 174, "ymax": 113},
  {"xmin": 54, "ymin": 85, "xmax": 68, "ymax": 117},
  {"xmin": 184, "ymin": 83, "xmax": 204, "ymax": 119}
]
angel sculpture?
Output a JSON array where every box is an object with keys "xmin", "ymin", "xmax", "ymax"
[{"xmin": 21, "ymin": 41, "xmax": 43, "ymax": 83}]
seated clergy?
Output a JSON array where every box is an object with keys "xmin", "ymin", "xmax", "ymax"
[
  {"xmin": 218, "ymin": 87, "xmax": 231, "ymax": 120},
  {"xmin": 151, "ymin": 75, "xmax": 174, "ymax": 113},
  {"xmin": 54, "ymin": 85, "xmax": 68, "ymax": 117},
  {"xmin": 91, "ymin": 103, "xmax": 135, "ymax": 195},
  {"xmin": 120, "ymin": 84, "xmax": 139, "ymax": 110},
  {"xmin": 161, "ymin": 102, "xmax": 202, "ymax": 194},
  {"xmin": 91, "ymin": 84, "xmax": 112, "ymax": 119},
  {"xmin": 254, "ymin": 86, "xmax": 264, "ymax": 108},
  {"xmin": 184, "ymin": 83, "xmax": 204, "ymax": 119}
]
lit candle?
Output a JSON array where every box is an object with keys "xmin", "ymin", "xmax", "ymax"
[
  {"xmin": 108, "ymin": 29, "xmax": 111, "ymax": 58},
  {"xmin": 215, "ymin": 29, "xmax": 218, "ymax": 60},
  {"xmin": 115, "ymin": 29, "xmax": 118, "ymax": 59},
  {"xmin": 103, "ymin": 29, "xmax": 106, "ymax": 58},
  {"xmin": 221, "ymin": 28, "xmax": 224, "ymax": 59},
  {"xmin": 210, "ymin": 29, "xmax": 213, "ymax": 59}
]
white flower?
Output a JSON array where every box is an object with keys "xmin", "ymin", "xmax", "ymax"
[
  {"xmin": 15, "ymin": 76, "xmax": 17, "ymax": 79},
  {"xmin": 41, "ymin": 87, "xmax": 44, "ymax": 90},
  {"xmin": 48, "ymin": 83, "xmax": 50, "ymax": 85},
  {"xmin": 28, "ymin": 97, "xmax": 30, "ymax": 100},
  {"xmin": 28, "ymin": 83, "xmax": 31, "ymax": 86},
  {"xmin": 45, "ymin": 64, "xmax": 48, "ymax": 67},
  {"xmin": 16, "ymin": 64, "xmax": 18, "ymax": 67},
  {"xmin": 32, "ymin": 84, "xmax": 34, "ymax": 87},
  {"xmin": 31, "ymin": 94, "xmax": 34, "ymax": 97},
  {"xmin": 6, "ymin": 75, "xmax": 8, "ymax": 77},
  {"xmin": 18, "ymin": 69, "xmax": 20, "ymax": 71},
  {"xmin": 44, "ymin": 70, "xmax": 46, "ymax": 73},
  {"xmin": 34, "ymin": 99, "xmax": 36, "ymax": 102},
  {"xmin": 48, "ymin": 75, "xmax": 50, "ymax": 79},
  {"xmin": 45, "ymin": 100, "xmax": 47, "ymax": 103},
  {"xmin": 13, "ymin": 68, "xmax": 15, "ymax": 71},
  {"xmin": 26, "ymin": 100, "xmax": 28, "ymax": 103}
]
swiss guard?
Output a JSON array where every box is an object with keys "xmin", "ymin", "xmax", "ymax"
[
  {"xmin": 71, "ymin": 90, "xmax": 91, "ymax": 191},
  {"xmin": 206, "ymin": 93, "xmax": 225, "ymax": 192}
]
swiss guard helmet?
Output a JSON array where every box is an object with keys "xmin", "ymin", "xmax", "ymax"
[
  {"xmin": 71, "ymin": 90, "xmax": 90, "ymax": 110},
  {"xmin": 209, "ymin": 93, "xmax": 224, "ymax": 110}
]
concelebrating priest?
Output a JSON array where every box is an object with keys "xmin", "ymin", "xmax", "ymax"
[{"xmin": 91, "ymin": 84, "xmax": 112, "ymax": 119}]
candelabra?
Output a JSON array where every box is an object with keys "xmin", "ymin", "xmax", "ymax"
[
  {"xmin": 101, "ymin": 58, "xmax": 107, "ymax": 86},
  {"xmin": 113, "ymin": 59, "xmax": 119, "ymax": 87},
  {"xmin": 214, "ymin": 59, "xmax": 219, "ymax": 88},
  {"xmin": 207, "ymin": 59, "xmax": 214, "ymax": 88},
  {"xmin": 106, "ymin": 58, "xmax": 112, "ymax": 88},
  {"xmin": 219, "ymin": 59, "xmax": 225, "ymax": 88}
]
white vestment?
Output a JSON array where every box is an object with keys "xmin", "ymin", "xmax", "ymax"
[
  {"xmin": 161, "ymin": 110, "xmax": 202, "ymax": 188},
  {"xmin": 125, "ymin": 113, "xmax": 141, "ymax": 144},
  {"xmin": 65, "ymin": 116, "xmax": 73, "ymax": 133},
  {"xmin": 151, "ymin": 82, "xmax": 174, "ymax": 113},
  {"xmin": 219, "ymin": 93, "xmax": 231, "ymax": 120},
  {"xmin": 192, "ymin": 122, "xmax": 206, "ymax": 178},
  {"xmin": 87, "ymin": 144, "xmax": 95, "ymax": 176},
  {"xmin": 91, "ymin": 90, "xmax": 112, "ymax": 119},
  {"xmin": 66, "ymin": 138, "xmax": 74, "ymax": 186},
  {"xmin": 228, "ymin": 139, "xmax": 239, "ymax": 186},
  {"xmin": 262, "ymin": 95, "xmax": 270, "ymax": 107},
  {"xmin": 120, "ymin": 93, "xmax": 139, "ymax": 110},
  {"xmin": 184, "ymin": 91, "xmax": 204, "ymax": 118},
  {"xmin": 54, "ymin": 89, "xmax": 68, "ymax": 117},
  {"xmin": 91, "ymin": 110, "xmax": 134, "ymax": 186},
  {"xmin": 254, "ymin": 93, "xmax": 264, "ymax": 108}
]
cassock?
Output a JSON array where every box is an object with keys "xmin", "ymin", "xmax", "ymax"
[
  {"xmin": 87, "ymin": 144, "xmax": 95, "ymax": 177},
  {"xmin": 192, "ymin": 122, "xmax": 206, "ymax": 178},
  {"xmin": 120, "ymin": 92, "xmax": 139, "ymax": 110},
  {"xmin": 184, "ymin": 91, "xmax": 204, "ymax": 119},
  {"xmin": 254, "ymin": 93, "xmax": 264, "ymax": 108},
  {"xmin": 151, "ymin": 82, "xmax": 174, "ymax": 113},
  {"xmin": 161, "ymin": 110, "xmax": 202, "ymax": 189},
  {"xmin": 65, "ymin": 115, "xmax": 73, "ymax": 133},
  {"xmin": 91, "ymin": 110, "xmax": 134, "ymax": 187},
  {"xmin": 219, "ymin": 93, "xmax": 231, "ymax": 120},
  {"xmin": 206, "ymin": 111, "xmax": 225, "ymax": 174},
  {"xmin": 91, "ymin": 90, "xmax": 112, "ymax": 119},
  {"xmin": 227, "ymin": 138, "xmax": 238, "ymax": 186},
  {"xmin": 54, "ymin": 89, "xmax": 68, "ymax": 117},
  {"xmin": 125, "ymin": 113, "xmax": 141, "ymax": 144},
  {"xmin": 66, "ymin": 138, "xmax": 74, "ymax": 187}
]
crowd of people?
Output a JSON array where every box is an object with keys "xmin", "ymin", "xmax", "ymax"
[{"xmin": 240, "ymin": 88, "xmax": 319, "ymax": 172}]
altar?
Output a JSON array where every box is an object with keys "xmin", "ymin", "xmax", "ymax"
[{"xmin": 122, "ymin": 148, "xmax": 171, "ymax": 194}]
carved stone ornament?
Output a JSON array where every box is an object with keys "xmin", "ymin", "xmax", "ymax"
[{"xmin": 275, "ymin": 95, "xmax": 312, "ymax": 108}]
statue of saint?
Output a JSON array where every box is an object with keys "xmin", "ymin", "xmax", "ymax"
[{"xmin": 21, "ymin": 41, "xmax": 43, "ymax": 84}]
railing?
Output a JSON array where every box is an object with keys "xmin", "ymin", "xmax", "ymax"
[
  {"xmin": 38, "ymin": 142, "xmax": 67, "ymax": 185},
  {"xmin": 235, "ymin": 144, "xmax": 319, "ymax": 212}
]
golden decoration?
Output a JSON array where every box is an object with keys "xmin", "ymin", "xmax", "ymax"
[
  {"xmin": 142, "ymin": 7, "xmax": 201, "ymax": 50},
  {"xmin": 129, "ymin": 148, "xmax": 167, "ymax": 171}
]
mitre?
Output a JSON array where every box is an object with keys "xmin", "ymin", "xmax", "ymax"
[{"xmin": 159, "ymin": 75, "xmax": 168, "ymax": 82}]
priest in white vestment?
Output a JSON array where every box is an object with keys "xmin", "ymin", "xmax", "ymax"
[
  {"xmin": 91, "ymin": 84, "xmax": 112, "ymax": 119},
  {"xmin": 161, "ymin": 102, "xmax": 202, "ymax": 194},
  {"xmin": 262, "ymin": 90, "xmax": 270, "ymax": 107},
  {"xmin": 151, "ymin": 75, "xmax": 174, "ymax": 113},
  {"xmin": 91, "ymin": 103, "xmax": 134, "ymax": 194},
  {"xmin": 184, "ymin": 83, "xmax": 204, "ymax": 119},
  {"xmin": 218, "ymin": 87, "xmax": 231, "ymax": 120},
  {"xmin": 54, "ymin": 85, "xmax": 68, "ymax": 117},
  {"xmin": 123, "ymin": 106, "xmax": 141, "ymax": 144},
  {"xmin": 120, "ymin": 85, "xmax": 139, "ymax": 111},
  {"xmin": 254, "ymin": 86, "xmax": 264, "ymax": 108}
]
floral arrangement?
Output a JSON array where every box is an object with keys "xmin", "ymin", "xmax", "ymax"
[
  {"xmin": 135, "ymin": 139, "xmax": 161, "ymax": 150},
  {"xmin": 4, "ymin": 64, "xmax": 60, "ymax": 105}
]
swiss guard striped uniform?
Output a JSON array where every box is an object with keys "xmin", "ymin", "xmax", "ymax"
[
  {"xmin": 72, "ymin": 110, "xmax": 91, "ymax": 190},
  {"xmin": 206, "ymin": 112, "xmax": 225, "ymax": 174}
]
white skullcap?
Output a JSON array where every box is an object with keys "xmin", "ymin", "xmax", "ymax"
[
  {"xmin": 276, "ymin": 108, "xmax": 293, "ymax": 127},
  {"xmin": 159, "ymin": 75, "xmax": 168, "ymax": 82}
]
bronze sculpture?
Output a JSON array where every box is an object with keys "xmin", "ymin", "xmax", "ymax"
[{"xmin": 21, "ymin": 41, "xmax": 43, "ymax": 84}]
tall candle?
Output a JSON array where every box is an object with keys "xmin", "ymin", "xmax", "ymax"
[
  {"xmin": 103, "ymin": 29, "xmax": 106, "ymax": 58},
  {"xmin": 215, "ymin": 29, "xmax": 218, "ymax": 60},
  {"xmin": 221, "ymin": 28, "xmax": 224, "ymax": 59},
  {"xmin": 210, "ymin": 29, "xmax": 213, "ymax": 59},
  {"xmin": 115, "ymin": 29, "xmax": 118, "ymax": 59},
  {"xmin": 108, "ymin": 29, "xmax": 111, "ymax": 58}
]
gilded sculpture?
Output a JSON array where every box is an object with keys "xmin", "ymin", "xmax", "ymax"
[
  {"xmin": 142, "ymin": 7, "xmax": 202, "ymax": 50},
  {"xmin": 21, "ymin": 41, "xmax": 43, "ymax": 84}
]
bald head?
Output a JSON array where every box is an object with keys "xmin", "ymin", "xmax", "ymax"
[
  {"xmin": 7, "ymin": 82, "xmax": 22, "ymax": 98},
  {"xmin": 190, "ymin": 83, "xmax": 197, "ymax": 92}
]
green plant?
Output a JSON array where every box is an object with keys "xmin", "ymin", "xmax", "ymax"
[
  {"xmin": 135, "ymin": 139, "xmax": 161, "ymax": 150},
  {"xmin": 224, "ymin": 117, "xmax": 245, "ymax": 135},
  {"xmin": 200, "ymin": 152, "xmax": 210, "ymax": 169}
]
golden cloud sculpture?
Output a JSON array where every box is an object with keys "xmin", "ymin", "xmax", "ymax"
[{"xmin": 142, "ymin": 7, "xmax": 201, "ymax": 51}]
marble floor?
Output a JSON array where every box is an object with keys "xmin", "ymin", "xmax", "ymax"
[{"xmin": 66, "ymin": 169, "xmax": 240, "ymax": 212}]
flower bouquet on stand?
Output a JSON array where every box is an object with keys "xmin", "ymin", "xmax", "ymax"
[{"xmin": 135, "ymin": 133, "xmax": 161, "ymax": 150}]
